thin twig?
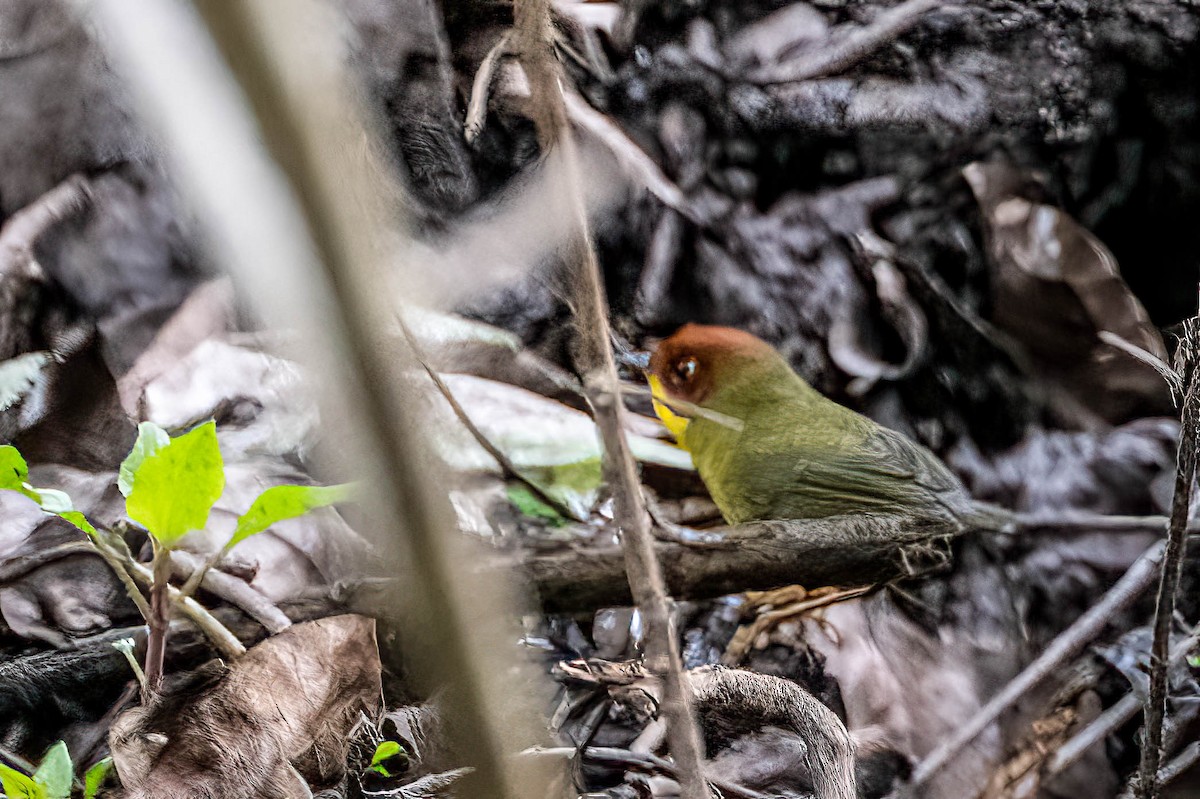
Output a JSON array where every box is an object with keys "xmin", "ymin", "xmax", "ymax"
[
  {"xmin": 1136, "ymin": 318, "xmax": 1199, "ymax": 799},
  {"xmin": 396, "ymin": 310, "xmax": 585, "ymax": 523},
  {"xmin": 1049, "ymin": 694, "xmax": 1139, "ymax": 779},
  {"xmin": 1013, "ymin": 513, "xmax": 1177, "ymax": 534},
  {"xmin": 0, "ymin": 173, "xmax": 93, "ymax": 279},
  {"xmin": 508, "ymin": 0, "xmax": 709, "ymax": 793},
  {"xmin": 178, "ymin": 547, "xmax": 222, "ymax": 599},
  {"xmin": 1046, "ymin": 612, "xmax": 1200, "ymax": 776},
  {"xmin": 562, "ymin": 89, "xmax": 695, "ymax": 220},
  {"xmin": 0, "ymin": 540, "xmax": 99, "ymax": 583},
  {"xmin": 1121, "ymin": 742, "xmax": 1200, "ymax": 799},
  {"xmin": 170, "ymin": 550, "xmax": 292, "ymax": 633},
  {"xmin": 0, "ymin": 746, "xmax": 37, "ymax": 781},
  {"xmin": 94, "ymin": 536, "xmax": 246, "ymax": 659},
  {"xmin": 748, "ymin": 0, "xmax": 949, "ymax": 85},
  {"xmin": 1099, "ymin": 331, "xmax": 1183, "ymax": 401},
  {"xmin": 901, "ymin": 538, "xmax": 1167, "ymax": 795},
  {"xmin": 620, "ymin": 382, "xmax": 745, "ymax": 431},
  {"xmin": 464, "ymin": 31, "xmax": 512, "ymax": 145},
  {"xmin": 1155, "ymin": 741, "xmax": 1200, "ymax": 788},
  {"xmin": 0, "ymin": 173, "xmax": 93, "ymax": 358},
  {"xmin": 566, "ymin": 111, "xmax": 712, "ymax": 799},
  {"xmin": 89, "ymin": 535, "xmax": 153, "ymax": 621}
]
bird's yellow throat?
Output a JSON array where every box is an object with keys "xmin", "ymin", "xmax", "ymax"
[{"xmin": 648, "ymin": 374, "xmax": 691, "ymax": 446}]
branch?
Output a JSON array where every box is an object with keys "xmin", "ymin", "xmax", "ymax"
[
  {"xmin": 88, "ymin": 536, "xmax": 153, "ymax": 622},
  {"xmin": 562, "ymin": 89, "xmax": 695, "ymax": 220},
  {"xmin": 1137, "ymin": 317, "xmax": 1199, "ymax": 799},
  {"xmin": 0, "ymin": 540, "xmax": 99, "ymax": 582},
  {"xmin": 513, "ymin": 512, "xmax": 958, "ymax": 614},
  {"xmin": 169, "ymin": 549, "xmax": 292, "ymax": 634},
  {"xmin": 1122, "ymin": 742, "xmax": 1200, "ymax": 799},
  {"xmin": 525, "ymin": 746, "xmax": 773, "ymax": 799},
  {"xmin": 0, "ymin": 174, "xmax": 93, "ymax": 358},
  {"xmin": 900, "ymin": 537, "xmax": 1167, "ymax": 795},
  {"xmin": 1154, "ymin": 742, "xmax": 1200, "ymax": 791}
]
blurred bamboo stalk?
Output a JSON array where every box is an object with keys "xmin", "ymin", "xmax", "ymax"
[{"xmin": 85, "ymin": 1, "xmax": 546, "ymax": 796}]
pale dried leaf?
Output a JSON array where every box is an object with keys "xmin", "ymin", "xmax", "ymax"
[{"xmin": 110, "ymin": 615, "xmax": 382, "ymax": 799}]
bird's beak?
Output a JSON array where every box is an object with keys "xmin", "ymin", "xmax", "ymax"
[{"xmin": 647, "ymin": 373, "xmax": 690, "ymax": 444}]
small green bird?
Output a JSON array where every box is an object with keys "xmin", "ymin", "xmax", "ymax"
[{"xmin": 647, "ymin": 324, "xmax": 1005, "ymax": 530}]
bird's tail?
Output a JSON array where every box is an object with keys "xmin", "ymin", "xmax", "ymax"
[{"xmin": 963, "ymin": 500, "xmax": 1018, "ymax": 535}]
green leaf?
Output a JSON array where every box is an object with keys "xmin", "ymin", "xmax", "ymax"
[
  {"xmin": 0, "ymin": 445, "xmax": 41, "ymax": 505},
  {"xmin": 506, "ymin": 485, "xmax": 567, "ymax": 527},
  {"xmin": 83, "ymin": 757, "xmax": 113, "ymax": 799},
  {"xmin": 0, "ymin": 444, "xmax": 29, "ymax": 484},
  {"xmin": 228, "ymin": 483, "xmax": 354, "ymax": 549},
  {"xmin": 32, "ymin": 742, "xmax": 71, "ymax": 799},
  {"xmin": 125, "ymin": 421, "xmax": 225, "ymax": 547},
  {"xmin": 59, "ymin": 511, "xmax": 97, "ymax": 536},
  {"xmin": 516, "ymin": 458, "xmax": 603, "ymax": 521},
  {"xmin": 1188, "ymin": 654, "xmax": 1200, "ymax": 669},
  {"xmin": 0, "ymin": 763, "xmax": 43, "ymax": 799},
  {"xmin": 368, "ymin": 740, "xmax": 407, "ymax": 777},
  {"xmin": 119, "ymin": 422, "xmax": 171, "ymax": 498}
]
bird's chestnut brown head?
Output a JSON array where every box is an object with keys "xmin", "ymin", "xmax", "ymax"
[{"xmin": 648, "ymin": 324, "xmax": 784, "ymax": 407}]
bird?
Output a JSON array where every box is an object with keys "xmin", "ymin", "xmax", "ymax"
[{"xmin": 646, "ymin": 324, "xmax": 1010, "ymax": 532}]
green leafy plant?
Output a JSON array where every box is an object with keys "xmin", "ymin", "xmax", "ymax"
[
  {"xmin": 118, "ymin": 421, "xmax": 226, "ymax": 694},
  {"xmin": 0, "ymin": 426, "xmax": 354, "ymax": 700},
  {"xmin": 83, "ymin": 758, "xmax": 114, "ymax": 799},
  {"xmin": 115, "ymin": 421, "xmax": 353, "ymax": 695},
  {"xmin": 367, "ymin": 740, "xmax": 408, "ymax": 778},
  {"xmin": 0, "ymin": 742, "xmax": 73, "ymax": 799},
  {"xmin": 0, "ymin": 445, "xmax": 82, "ymax": 525},
  {"xmin": 0, "ymin": 742, "xmax": 115, "ymax": 799}
]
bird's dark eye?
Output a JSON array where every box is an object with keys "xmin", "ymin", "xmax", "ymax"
[{"xmin": 673, "ymin": 357, "xmax": 698, "ymax": 382}]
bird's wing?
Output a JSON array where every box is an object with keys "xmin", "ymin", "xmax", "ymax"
[
  {"xmin": 774, "ymin": 425, "xmax": 961, "ymax": 512},
  {"xmin": 837, "ymin": 425, "xmax": 960, "ymax": 494}
]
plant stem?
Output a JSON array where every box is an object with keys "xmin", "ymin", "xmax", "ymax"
[
  {"xmin": 88, "ymin": 540, "xmax": 153, "ymax": 621},
  {"xmin": 93, "ymin": 535, "xmax": 246, "ymax": 659},
  {"xmin": 142, "ymin": 543, "xmax": 173, "ymax": 698},
  {"xmin": 178, "ymin": 547, "xmax": 224, "ymax": 599}
]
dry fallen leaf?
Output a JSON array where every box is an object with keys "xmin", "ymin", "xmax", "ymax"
[
  {"xmin": 110, "ymin": 614, "xmax": 382, "ymax": 799},
  {"xmin": 964, "ymin": 161, "xmax": 1170, "ymax": 423}
]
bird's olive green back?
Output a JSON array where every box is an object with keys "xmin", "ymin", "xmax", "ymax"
[{"xmin": 680, "ymin": 349, "xmax": 966, "ymax": 525}]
